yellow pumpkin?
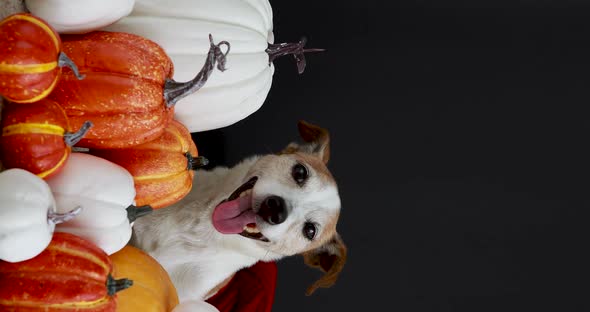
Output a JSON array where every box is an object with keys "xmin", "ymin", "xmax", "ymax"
[{"xmin": 110, "ymin": 245, "xmax": 179, "ymax": 312}]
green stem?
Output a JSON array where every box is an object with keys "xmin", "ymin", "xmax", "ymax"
[
  {"xmin": 126, "ymin": 204, "xmax": 153, "ymax": 223},
  {"xmin": 266, "ymin": 37, "xmax": 325, "ymax": 74},
  {"xmin": 71, "ymin": 147, "xmax": 90, "ymax": 153},
  {"xmin": 63, "ymin": 121, "xmax": 93, "ymax": 146},
  {"xmin": 57, "ymin": 52, "xmax": 85, "ymax": 80},
  {"xmin": 186, "ymin": 153, "xmax": 209, "ymax": 170},
  {"xmin": 106, "ymin": 275, "xmax": 133, "ymax": 296},
  {"xmin": 163, "ymin": 34, "xmax": 230, "ymax": 107}
]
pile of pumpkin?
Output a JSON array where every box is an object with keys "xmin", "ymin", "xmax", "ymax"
[
  {"xmin": 0, "ymin": 10, "xmax": 218, "ymax": 311},
  {"xmin": 0, "ymin": 0, "xmax": 321, "ymax": 310}
]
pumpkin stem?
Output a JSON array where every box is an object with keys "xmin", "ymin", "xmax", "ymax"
[
  {"xmin": 266, "ymin": 37, "xmax": 325, "ymax": 74},
  {"xmin": 163, "ymin": 34, "xmax": 231, "ymax": 107},
  {"xmin": 106, "ymin": 275, "xmax": 133, "ymax": 296},
  {"xmin": 71, "ymin": 147, "xmax": 90, "ymax": 153},
  {"xmin": 63, "ymin": 121, "xmax": 93, "ymax": 147},
  {"xmin": 126, "ymin": 204, "xmax": 154, "ymax": 223},
  {"xmin": 57, "ymin": 52, "xmax": 85, "ymax": 80},
  {"xmin": 47, "ymin": 206, "xmax": 82, "ymax": 225},
  {"xmin": 186, "ymin": 153, "xmax": 209, "ymax": 170}
]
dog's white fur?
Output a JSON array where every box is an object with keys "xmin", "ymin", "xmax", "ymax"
[{"xmin": 130, "ymin": 121, "xmax": 347, "ymax": 308}]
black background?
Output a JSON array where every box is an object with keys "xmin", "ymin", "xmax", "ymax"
[{"xmin": 193, "ymin": 1, "xmax": 590, "ymax": 311}]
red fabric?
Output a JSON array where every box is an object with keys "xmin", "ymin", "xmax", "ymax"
[{"xmin": 206, "ymin": 261, "xmax": 278, "ymax": 312}]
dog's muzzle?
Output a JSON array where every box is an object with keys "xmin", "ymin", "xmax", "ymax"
[{"xmin": 213, "ymin": 176, "xmax": 271, "ymax": 242}]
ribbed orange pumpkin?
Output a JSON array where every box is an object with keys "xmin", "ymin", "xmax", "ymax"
[
  {"xmin": 48, "ymin": 31, "xmax": 228, "ymax": 149},
  {"xmin": 0, "ymin": 98, "xmax": 92, "ymax": 179},
  {"xmin": 110, "ymin": 245, "xmax": 179, "ymax": 312},
  {"xmin": 91, "ymin": 119, "xmax": 207, "ymax": 209},
  {"xmin": 0, "ymin": 13, "xmax": 83, "ymax": 103},
  {"xmin": 0, "ymin": 232, "xmax": 133, "ymax": 311}
]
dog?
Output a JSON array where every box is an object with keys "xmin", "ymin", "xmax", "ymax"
[{"xmin": 130, "ymin": 120, "xmax": 347, "ymax": 309}]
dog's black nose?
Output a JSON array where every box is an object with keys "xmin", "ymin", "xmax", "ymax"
[{"xmin": 258, "ymin": 195, "xmax": 287, "ymax": 225}]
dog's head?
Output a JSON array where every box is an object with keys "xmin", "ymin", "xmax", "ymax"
[{"xmin": 211, "ymin": 120, "xmax": 346, "ymax": 295}]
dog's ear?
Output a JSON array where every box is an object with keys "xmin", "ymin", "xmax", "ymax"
[
  {"xmin": 281, "ymin": 120, "xmax": 331, "ymax": 164},
  {"xmin": 302, "ymin": 232, "xmax": 347, "ymax": 295}
]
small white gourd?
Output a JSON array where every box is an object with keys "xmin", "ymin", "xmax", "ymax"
[
  {"xmin": 45, "ymin": 153, "xmax": 152, "ymax": 255},
  {"xmin": 25, "ymin": 0, "xmax": 136, "ymax": 34},
  {"xmin": 172, "ymin": 300, "xmax": 220, "ymax": 312},
  {"xmin": 0, "ymin": 168, "xmax": 80, "ymax": 263}
]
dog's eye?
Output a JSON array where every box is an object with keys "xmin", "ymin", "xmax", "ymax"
[
  {"xmin": 291, "ymin": 163, "xmax": 308, "ymax": 185},
  {"xmin": 303, "ymin": 222, "xmax": 317, "ymax": 241}
]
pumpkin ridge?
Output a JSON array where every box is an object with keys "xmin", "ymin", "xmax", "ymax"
[
  {"xmin": 63, "ymin": 69, "xmax": 168, "ymax": 87},
  {"xmin": 0, "ymin": 270, "xmax": 105, "ymax": 284},
  {"xmin": 0, "ymin": 296, "xmax": 111, "ymax": 309},
  {"xmin": 0, "ymin": 61, "xmax": 57, "ymax": 74},
  {"xmin": 62, "ymin": 31, "xmax": 173, "ymax": 82},
  {"xmin": 0, "ymin": 271, "xmax": 111, "ymax": 307},
  {"xmin": 37, "ymin": 149, "xmax": 69, "ymax": 178},
  {"xmin": 242, "ymin": 0, "xmax": 273, "ymax": 36},
  {"xmin": 165, "ymin": 15, "xmax": 268, "ymax": 40},
  {"xmin": 183, "ymin": 63, "xmax": 267, "ymax": 91},
  {"xmin": 126, "ymin": 143, "xmax": 184, "ymax": 153},
  {"xmin": 133, "ymin": 169, "xmax": 186, "ymax": 182},
  {"xmin": 2, "ymin": 122, "xmax": 65, "ymax": 136},
  {"xmin": 63, "ymin": 107, "xmax": 163, "ymax": 116},
  {"xmin": 166, "ymin": 125, "xmax": 189, "ymax": 153},
  {"xmin": 10, "ymin": 73, "xmax": 59, "ymax": 103},
  {"xmin": 54, "ymin": 74, "xmax": 166, "ymax": 114},
  {"xmin": 12, "ymin": 74, "xmax": 60, "ymax": 104},
  {"xmin": 1, "ymin": 14, "xmax": 60, "ymax": 53},
  {"xmin": 141, "ymin": 177, "xmax": 192, "ymax": 208},
  {"xmin": 47, "ymin": 245, "xmax": 110, "ymax": 275}
]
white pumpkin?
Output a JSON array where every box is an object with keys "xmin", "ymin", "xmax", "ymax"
[
  {"xmin": 103, "ymin": 0, "xmax": 323, "ymax": 132},
  {"xmin": 25, "ymin": 0, "xmax": 135, "ymax": 34},
  {"xmin": 0, "ymin": 168, "xmax": 81, "ymax": 263},
  {"xmin": 172, "ymin": 301, "xmax": 220, "ymax": 312},
  {"xmin": 45, "ymin": 153, "xmax": 152, "ymax": 255}
]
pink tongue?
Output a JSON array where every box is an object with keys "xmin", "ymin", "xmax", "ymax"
[{"xmin": 212, "ymin": 194, "xmax": 256, "ymax": 234}]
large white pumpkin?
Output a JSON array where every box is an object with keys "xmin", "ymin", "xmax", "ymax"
[{"xmin": 103, "ymin": 0, "xmax": 320, "ymax": 132}]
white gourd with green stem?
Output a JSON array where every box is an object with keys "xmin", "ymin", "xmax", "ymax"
[
  {"xmin": 0, "ymin": 168, "xmax": 81, "ymax": 263},
  {"xmin": 45, "ymin": 153, "xmax": 153, "ymax": 255}
]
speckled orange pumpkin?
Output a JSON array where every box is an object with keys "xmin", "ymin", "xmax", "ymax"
[
  {"xmin": 0, "ymin": 98, "xmax": 92, "ymax": 179},
  {"xmin": 0, "ymin": 232, "xmax": 132, "ymax": 311},
  {"xmin": 48, "ymin": 31, "xmax": 229, "ymax": 149},
  {"xmin": 91, "ymin": 119, "xmax": 207, "ymax": 209},
  {"xmin": 0, "ymin": 13, "xmax": 83, "ymax": 103}
]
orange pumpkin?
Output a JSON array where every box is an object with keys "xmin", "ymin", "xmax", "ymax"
[
  {"xmin": 0, "ymin": 13, "xmax": 83, "ymax": 103},
  {"xmin": 0, "ymin": 98, "xmax": 92, "ymax": 179},
  {"xmin": 91, "ymin": 119, "xmax": 208, "ymax": 209},
  {"xmin": 0, "ymin": 232, "xmax": 132, "ymax": 311},
  {"xmin": 48, "ymin": 31, "xmax": 228, "ymax": 149},
  {"xmin": 110, "ymin": 245, "xmax": 179, "ymax": 312}
]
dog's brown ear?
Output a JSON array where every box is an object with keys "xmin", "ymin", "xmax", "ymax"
[
  {"xmin": 302, "ymin": 232, "xmax": 347, "ymax": 296},
  {"xmin": 281, "ymin": 120, "xmax": 331, "ymax": 164}
]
